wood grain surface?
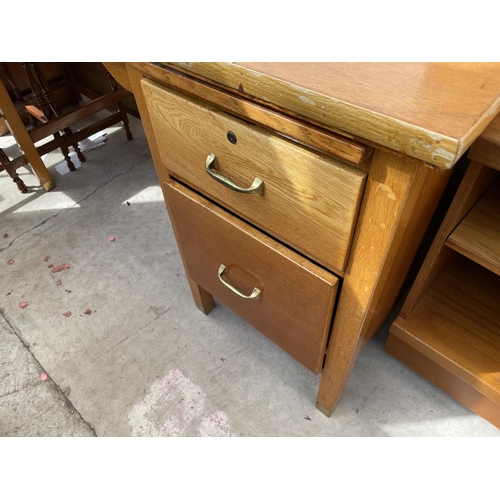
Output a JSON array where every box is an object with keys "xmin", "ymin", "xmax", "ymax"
[
  {"xmin": 163, "ymin": 179, "xmax": 339, "ymax": 374},
  {"xmin": 399, "ymin": 162, "xmax": 498, "ymax": 319},
  {"xmin": 126, "ymin": 61, "xmax": 474, "ymax": 417},
  {"xmin": 131, "ymin": 62, "xmax": 371, "ymax": 167},
  {"xmin": 102, "ymin": 63, "xmax": 132, "ymax": 92},
  {"xmin": 388, "ymin": 161, "xmax": 500, "ymax": 429},
  {"xmin": 167, "ymin": 62, "xmax": 500, "ymax": 169},
  {"xmin": 446, "ymin": 177, "xmax": 500, "ymax": 276},
  {"xmin": 468, "ymin": 112, "xmax": 500, "ymax": 171},
  {"xmin": 390, "ymin": 256, "xmax": 500, "ymax": 406},
  {"xmin": 384, "ymin": 332, "xmax": 500, "ymax": 428},
  {"xmin": 316, "ymin": 149, "xmax": 452, "ymax": 414},
  {"xmin": 142, "ymin": 78, "xmax": 367, "ymax": 274}
]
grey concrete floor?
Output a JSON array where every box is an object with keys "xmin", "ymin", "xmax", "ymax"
[{"xmin": 1, "ymin": 115, "xmax": 499, "ymax": 437}]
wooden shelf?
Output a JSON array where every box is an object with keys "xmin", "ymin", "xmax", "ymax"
[
  {"xmin": 389, "ymin": 255, "xmax": 500, "ymax": 415},
  {"xmin": 446, "ymin": 178, "xmax": 500, "ymax": 276},
  {"xmin": 469, "ymin": 112, "xmax": 500, "ymax": 172},
  {"xmin": 387, "ymin": 129, "xmax": 500, "ymax": 428}
]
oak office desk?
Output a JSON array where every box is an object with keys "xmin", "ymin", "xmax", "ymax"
[{"xmin": 105, "ymin": 62, "xmax": 500, "ymax": 417}]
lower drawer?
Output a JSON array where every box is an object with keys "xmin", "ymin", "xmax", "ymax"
[{"xmin": 164, "ymin": 179, "xmax": 339, "ymax": 374}]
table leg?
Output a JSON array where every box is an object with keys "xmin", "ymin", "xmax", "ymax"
[
  {"xmin": 0, "ymin": 147, "xmax": 28, "ymax": 193},
  {"xmin": 0, "ymin": 79, "xmax": 55, "ymax": 191},
  {"xmin": 127, "ymin": 65, "xmax": 215, "ymax": 316},
  {"xmin": 316, "ymin": 150, "xmax": 452, "ymax": 415},
  {"xmin": 187, "ymin": 277, "xmax": 215, "ymax": 315}
]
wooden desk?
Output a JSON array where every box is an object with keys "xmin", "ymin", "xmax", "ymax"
[{"xmin": 106, "ymin": 62, "xmax": 500, "ymax": 417}]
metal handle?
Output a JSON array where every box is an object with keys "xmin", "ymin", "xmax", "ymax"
[
  {"xmin": 205, "ymin": 153, "xmax": 264, "ymax": 194},
  {"xmin": 218, "ymin": 264, "xmax": 261, "ymax": 300}
]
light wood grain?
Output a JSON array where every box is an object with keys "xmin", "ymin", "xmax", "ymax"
[
  {"xmin": 126, "ymin": 61, "xmax": 471, "ymax": 417},
  {"xmin": 142, "ymin": 78, "xmax": 367, "ymax": 274},
  {"xmin": 389, "ymin": 256, "xmax": 500, "ymax": 407},
  {"xmin": 167, "ymin": 62, "xmax": 500, "ymax": 169},
  {"xmin": 131, "ymin": 62, "xmax": 371, "ymax": 167},
  {"xmin": 361, "ymin": 155, "xmax": 452, "ymax": 339},
  {"xmin": 127, "ymin": 66, "xmax": 165, "ymax": 176},
  {"xmin": 468, "ymin": 112, "xmax": 500, "ymax": 171},
  {"xmin": 103, "ymin": 62, "xmax": 132, "ymax": 92},
  {"xmin": 163, "ymin": 179, "xmax": 339, "ymax": 374},
  {"xmin": 399, "ymin": 162, "xmax": 498, "ymax": 319},
  {"xmin": 316, "ymin": 150, "xmax": 452, "ymax": 414},
  {"xmin": 141, "ymin": 62, "xmax": 455, "ymax": 171},
  {"xmin": 384, "ymin": 332, "xmax": 500, "ymax": 428},
  {"xmin": 388, "ymin": 161, "xmax": 500, "ymax": 428},
  {"xmin": 446, "ymin": 178, "xmax": 500, "ymax": 276}
]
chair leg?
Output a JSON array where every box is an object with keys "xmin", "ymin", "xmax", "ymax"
[
  {"xmin": 0, "ymin": 63, "xmax": 23, "ymax": 102},
  {"xmin": 0, "ymin": 148, "xmax": 28, "ymax": 194},
  {"xmin": 13, "ymin": 175, "xmax": 28, "ymax": 193},
  {"xmin": 35, "ymin": 65, "xmax": 81, "ymax": 169},
  {"xmin": 119, "ymin": 104, "xmax": 133, "ymax": 141},
  {"xmin": 106, "ymin": 68, "xmax": 133, "ymax": 141},
  {"xmin": 64, "ymin": 127, "xmax": 86, "ymax": 163},
  {"xmin": 54, "ymin": 132, "xmax": 76, "ymax": 171},
  {"xmin": 60, "ymin": 63, "xmax": 81, "ymax": 105},
  {"xmin": 0, "ymin": 78, "xmax": 54, "ymax": 190}
]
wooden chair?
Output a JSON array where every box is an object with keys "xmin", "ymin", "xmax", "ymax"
[{"xmin": 0, "ymin": 62, "xmax": 133, "ymax": 193}]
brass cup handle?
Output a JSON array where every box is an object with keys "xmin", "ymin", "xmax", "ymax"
[
  {"xmin": 205, "ymin": 153, "xmax": 264, "ymax": 195},
  {"xmin": 217, "ymin": 264, "xmax": 261, "ymax": 300}
]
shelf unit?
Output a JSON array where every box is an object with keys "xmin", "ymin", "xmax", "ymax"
[
  {"xmin": 446, "ymin": 180, "xmax": 500, "ymax": 276},
  {"xmin": 385, "ymin": 114, "xmax": 500, "ymax": 428}
]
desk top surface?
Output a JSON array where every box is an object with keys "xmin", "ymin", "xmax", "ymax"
[{"xmin": 168, "ymin": 63, "xmax": 500, "ymax": 169}]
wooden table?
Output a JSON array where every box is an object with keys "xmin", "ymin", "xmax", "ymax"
[
  {"xmin": 0, "ymin": 64, "xmax": 132, "ymax": 193},
  {"xmin": 0, "ymin": 77, "xmax": 55, "ymax": 191},
  {"xmin": 105, "ymin": 62, "xmax": 500, "ymax": 417}
]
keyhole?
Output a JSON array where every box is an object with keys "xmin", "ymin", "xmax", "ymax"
[{"xmin": 227, "ymin": 131, "xmax": 237, "ymax": 144}]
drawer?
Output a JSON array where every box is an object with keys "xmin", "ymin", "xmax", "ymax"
[
  {"xmin": 164, "ymin": 179, "xmax": 339, "ymax": 374},
  {"xmin": 142, "ymin": 78, "xmax": 367, "ymax": 274}
]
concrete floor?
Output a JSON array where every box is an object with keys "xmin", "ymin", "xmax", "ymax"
[{"xmin": 1, "ymin": 115, "xmax": 499, "ymax": 437}]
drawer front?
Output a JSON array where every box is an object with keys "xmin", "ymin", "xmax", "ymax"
[
  {"xmin": 164, "ymin": 179, "xmax": 339, "ymax": 374},
  {"xmin": 142, "ymin": 78, "xmax": 367, "ymax": 274}
]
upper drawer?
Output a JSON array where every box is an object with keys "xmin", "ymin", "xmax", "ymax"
[{"xmin": 142, "ymin": 78, "xmax": 367, "ymax": 273}]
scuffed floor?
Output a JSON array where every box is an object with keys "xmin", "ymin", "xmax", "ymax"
[{"xmin": 1, "ymin": 114, "xmax": 499, "ymax": 437}]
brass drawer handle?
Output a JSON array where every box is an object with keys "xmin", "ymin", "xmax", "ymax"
[
  {"xmin": 206, "ymin": 153, "xmax": 264, "ymax": 194},
  {"xmin": 218, "ymin": 264, "xmax": 261, "ymax": 300}
]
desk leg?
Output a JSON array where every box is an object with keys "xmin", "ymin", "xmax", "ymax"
[
  {"xmin": 127, "ymin": 65, "xmax": 215, "ymax": 316},
  {"xmin": 187, "ymin": 277, "xmax": 215, "ymax": 315},
  {"xmin": 0, "ymin": 80, "xmax": 55, "ymax": 191},
  {"xmin": 316, "ymin": 150, "xmax": 451, "ymax": 416}
]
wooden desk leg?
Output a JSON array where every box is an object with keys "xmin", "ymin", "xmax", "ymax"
[
  {"xmin": 0, "ymin": 79, "xmax": 55, "ymax": 191},
  {"xmin": 187, "ymin": 277, "xmax": 215, "ymax": 315},
  {"xmin": 316, "ymin": 150, "xmax": 452, "ymax": 416},
  {"xmin": 127, "ymin": 64, "xmax": 216, "ymax": 316},
  {"xmin": 127, "ymin": 66, "xmax": 164, "ymax": 178},
  {"xmin": 162, "ymin": 183, "xmax": 215, "ymax": 315}
]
